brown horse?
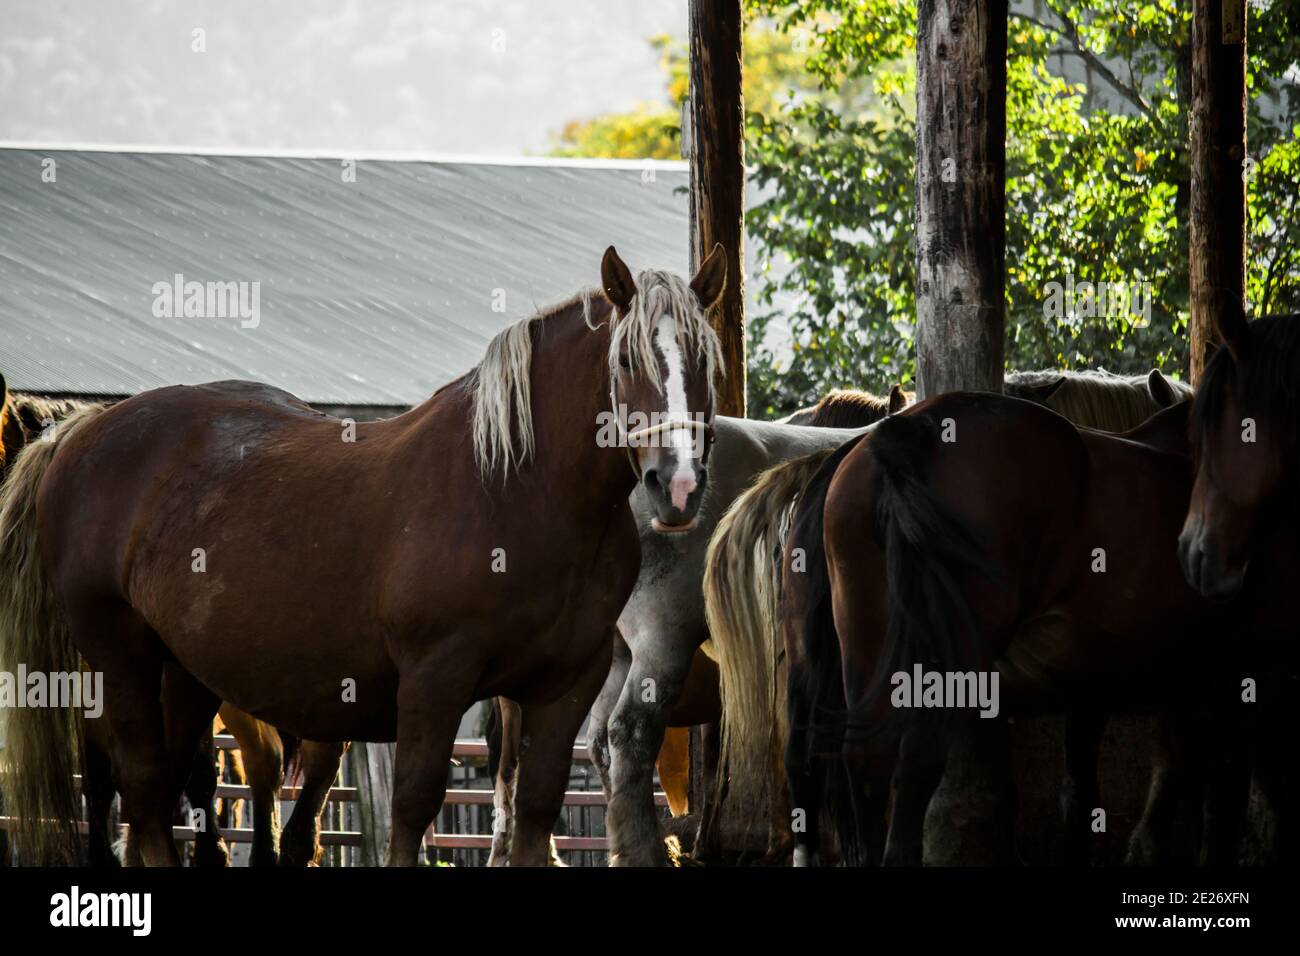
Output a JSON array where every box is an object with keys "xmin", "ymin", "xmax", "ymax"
[
  {"xmin": 1180, "ymin": 302, "xmax": 1300, "ymax": 861},
  {"xmin": 773, "ymin": 392, "xmax": 1259, "ymax": 865},
  {"xmin": 0, "ymin": 383, "xmax": 351, "ymax": 867},
  {"xmin": 0, "ymin": 246, "xmax": 726, "ymax": 866},
  {"xmin": 1180, "ymin": 302, "xmax": 1300, "ymax": 598},
  {"xmin": 703, "ymin": 369, "xmax": 1190, "ymax": 863},
  {"xmin": 781, "ymin": 386, "xmax": 909, "ymax": 426}
]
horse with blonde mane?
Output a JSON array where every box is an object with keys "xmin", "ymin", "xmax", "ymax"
[{"xmin": 0, "ymin": 246, "xmax": 726, "ymax": 866}]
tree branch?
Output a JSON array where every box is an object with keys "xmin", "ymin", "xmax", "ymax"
[
  {"xmin": 1013, "ymin": 8, "xmax": 1160, "ymax": 126},
  {"xmin": 1258, "ymin": 187, "xmax": 1298, "ymax": 315}
]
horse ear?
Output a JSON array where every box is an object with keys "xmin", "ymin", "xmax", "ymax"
[
  {"xmin": 1023, "ymin": 375, "xmax": 1066, "ymax": 404},
  {"xmin": 690, "ymin": 243, "xmax": 727, "ymax": 310},
  {"xmin": 1146, "ymin": 369, "xmax": 1176, "ymax": 409},
  {"xmin": 888, "ymin": 384, "xmax": 907, "ymax": 414},
  {"xmin": 17, "ymin": 403, "xmax": 43, "ymax": 437},
  {"xmin": 1213, "ymin": 291, "xmax": 1248, "ymax": 359},
  {"xmin": 601, "ymin": 246, "xmax": 637, "ymax": 312}
]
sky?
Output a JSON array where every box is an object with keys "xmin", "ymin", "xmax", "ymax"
[{"xmin": 0, "ymin": 0, "xmax": 687, "ymax": 156}]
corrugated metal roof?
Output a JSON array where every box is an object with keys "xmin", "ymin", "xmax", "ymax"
[{"xmin": 0, "ymin": 146, "xmax": 699, "ymax": 406}]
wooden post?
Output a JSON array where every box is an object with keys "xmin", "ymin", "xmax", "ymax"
[
  {"xmin": 914, "ymin": 0, "xmax": 1007, "ymax": 399},
  {"xmin": 688, "ymin": 0, "xmax": 745, "ymax": 418},
  {"xmin": 1189, "ymin": 0, "xmax": 1247, "ymax": 384},
  {"xmin": 351, "ymin": 742, "xmax": 394, "ymax": 866},
  {"xmin": 686, "ymin": 0, "xmax": 745, "ymax": 859}
]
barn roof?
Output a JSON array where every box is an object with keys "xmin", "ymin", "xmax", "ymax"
[{"xmin": 0, "ymin": 144, "xmax": 704, "ymax": 407}]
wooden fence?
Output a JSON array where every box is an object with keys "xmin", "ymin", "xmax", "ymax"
[{"xmin": 1, "ymin": 734, "xmax": 668, "ymax": 866}]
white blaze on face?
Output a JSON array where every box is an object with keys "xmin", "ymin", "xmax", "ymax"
[{"xmin": 654, "ymin": 314, "xmax": 698, "ymax": 510}]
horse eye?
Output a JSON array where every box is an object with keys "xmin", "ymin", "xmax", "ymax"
[{"xmin": 618, "ymin": 355, "xmax": 631, "ymax": 370}]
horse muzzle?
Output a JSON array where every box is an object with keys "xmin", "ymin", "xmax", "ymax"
[
  {"xmin": 1177, "ymin": 521, "xmax": 1248, "ymax": 598},
  {"xmin": 642, "ymin": 462, "xmax": 707, "ymax": 534}
]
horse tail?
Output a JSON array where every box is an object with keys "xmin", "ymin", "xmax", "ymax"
[
  {"xmin": 782, "ymin": 435, "xmax": 867, "ymax": 863},
  {"xmin": 704, "ymin": 448, "xmax": 835, "ymax": 825},
  {"xmin": 0, "ymin": 404, "xmax": 107, "ymax": 864},
  {"xmin": 852, "ymin": 411, "xmax": 990, "ymax": 740}
]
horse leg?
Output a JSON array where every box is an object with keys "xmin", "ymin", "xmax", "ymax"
[
  {"xmin": 82, "ymin": 724, "xmax": 121, "ymax": 867},
  {"xmin": 662, "ymin": 649, "xmax": 722, "ymax": 840},
  {"xmin": 220, "ymin": 704, "xmax": 284, "ymax": 867},
  {"xmin": 586, "ymin": 631, "xmax": 632, "ymax": 797},
  {"xmin": 1198, "ymin": 711, "xmax": 1250, "ymax": 867},
  {"xmin": 1246, "ymin": 680, "xmax": 1299, "ymax": 865},
  {"xmin": 184, "ymin": 724, "xmax": 229, "ymax": 867},
  {"xmin": 882, "ymin": 714, "xmax": 948, "ymax": 866},
  {"xmin": 279, "ymin": 740, "xmax": 347, "ymax": 866},
  {"xmin": 487, "ymin": 698, "xmax": 522, "ymax": 867},
  {"xmin": 386, "ymin": 662, "xmax": 469, "ymax": 867},
  {"xmin": 1061, "ymin": 708, "xmax": 1107, "ymax": 866},
  {"xmin": 80, "ymin": 711, "xmax": 114, "ymax": 864},
  {"xmin": 1126, "ymin": 713, "xmax": 1195, "ymax": 865},
  {"xmin": 656, "ymin": 728, "xmax": 691, "ymax": 817},
  {"xmin": 605, "ymin": 633, "xmax": 693, "ymax": 867},
  {"xmin": 926, "ymin": 716, "xmax": 1018, "ymax": 866},
  {"xmin": 83, "ymin": 611, "xmax": 182, "ymax": 867},
  {"xmin": 212, "ymin": 711, "xmax": 234, "ymax": 831},
  {"xmin": 155, "ymin": 662, "xmax": 225, "ymax": 866},
  {"xmin": 839, "ymin": 750, "xmax": 891, "ymax": 866},
  {"xmin": 785, "ymin": 657, "xmax": 828, "ymax": 867},
  {"xmin": 508, "ymin": 644, "xmax": 613, "ymax": 866}
]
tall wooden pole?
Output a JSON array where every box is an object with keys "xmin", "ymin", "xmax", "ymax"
[
  {"xmin": 1189, "ymin": 0, "xmax": 1247, "ymax": 384},
  {"xmin": 686, "ymin": 0, "xmax": 745, "ymax": 857},
  {"xmin": 688, "ymin": 0, "xmax": 745, "ymax": 418},
  {"xmin": 912, "ymin": 0, "xmax": 1012, "ymax": 865},
  {"xmin": 914, "ymin": 0, "xmax": 1007, "ymax": 399}
]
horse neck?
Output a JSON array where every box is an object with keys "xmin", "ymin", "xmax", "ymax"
[
  {"xmin": 735, "ymin": 416, "xmax": 873, "ymax": 457},
  {"xmin": 515, "ymin": 305, "xmax": 636, "ymax": 510},
  {"xmin": 1123, "ymin": 402, "xmax": 1191, "ymax": 457}
]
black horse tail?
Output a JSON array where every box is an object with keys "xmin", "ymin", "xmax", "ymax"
[
  {"xmin": 782, "ymin": 433, "xmax": 867, "ymax": 865},
  {"xmin": 851, "ymin": 411, "xmax": 990, "ymax": 743}
]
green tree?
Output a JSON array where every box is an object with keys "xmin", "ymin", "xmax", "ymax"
[
  {"xmin": 550, "ymin": 3, "xmax": 1300, "ymax": 418},
  {"xmin": 747, "ymin": 0, "xmax": 1300, "ymax": 416},
  {"xmin": 548, "ymin": 27, "xmax": 828, "ymax": 158}
]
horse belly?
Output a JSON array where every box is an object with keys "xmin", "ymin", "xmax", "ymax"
[
  {"xmin": 140, "ymin": 583, "xmax": 399, "ymax": 741},
  {"xmin": 475, "ymin": 548, "xmax": 636, "ymax": 704},
  {"xmin": 480, "ymin": 606, "xmax": 616, "ymax": 706}
]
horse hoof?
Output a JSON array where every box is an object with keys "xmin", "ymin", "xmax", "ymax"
[{"xmin": 792, "ymin": 846, "xmax": 820, "ymax": 867}]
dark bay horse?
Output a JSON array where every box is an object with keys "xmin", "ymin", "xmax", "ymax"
[
  {"xmin": 0, "ymin": 245, "xmax": 727, "ymax": 866},
  {"xmin": 587, "ymin": 369, "xmax": 1185, "ymax": 866},
  {"xmin": 1180, "ymin": 303, "xmax": 1300, "ymax": 860},
  {"xmin": 1180, "ymin": 303, "xmax": 1300, "ymax": 598},
  {"xmin": 773, "ymin": 393, "xmax": 1250, "ymax": 865},
  {"xmin": 703, "ymin": 370, "xmax": 1189, "ymax": 863}
]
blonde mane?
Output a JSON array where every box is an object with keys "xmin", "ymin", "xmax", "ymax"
[
  {"xmin": 1007, "ymin": 368, "xmax": 1192, "ymax": 432},
  {"xmin": 468, "ymin": 271, "xmax": 724, "ymax": 481}
]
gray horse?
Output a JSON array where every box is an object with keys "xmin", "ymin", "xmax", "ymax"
[{"xmin": 590, "ymin": 416, "xmax": 877, "ymax": 865}]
